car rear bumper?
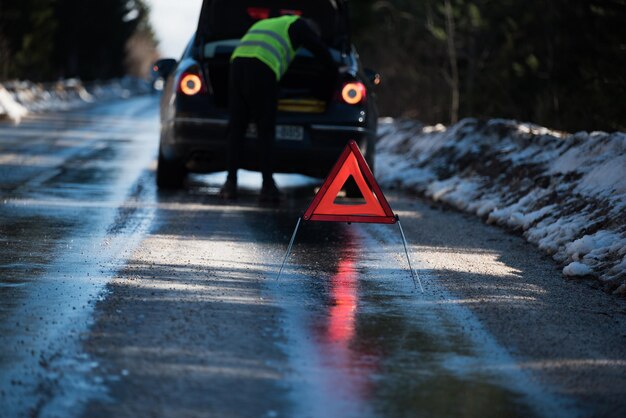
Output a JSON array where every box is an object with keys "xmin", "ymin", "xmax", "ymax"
[{"xmin": 161, "ymin": 116, "xmax": 375, "ymax": 178}]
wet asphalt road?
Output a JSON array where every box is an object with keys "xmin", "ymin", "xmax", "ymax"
[{"xmin": 1, "ymin": 97, "xmax": 625, "ymax": 418}]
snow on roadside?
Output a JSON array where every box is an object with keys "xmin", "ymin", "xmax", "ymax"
[
  {"xmin": 0, "ymin": 77, "xmax": 150, "ymax": 123},
  {"xmin": 376, "ymin": 118, "xmax": 626, "ymax": 294},
  {"xmin": 0, "ymin": 85, "xmax": 28, "ymax": 123}
]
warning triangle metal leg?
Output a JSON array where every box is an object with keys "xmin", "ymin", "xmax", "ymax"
[
  {"xmin": 397, "ymin": 218, "xmax": 424, "ymax": 292},
  {"xmin": 275, "ymin": 216, "xmax": 423, "ymax": 293},
  {"xmin": 276, "ymin": 217, "xmax": 301, "ymax": 280},
  {"xmin": 275, "ymin": 141, "xmax": 422, "ymax": 291}
]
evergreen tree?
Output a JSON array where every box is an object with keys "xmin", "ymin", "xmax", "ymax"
[
  {"xmin": 0, "ymin": 0, "xmax": 57, "ymax": 80},
  {"xmin": 0, "ymin": 0, "xmax": 157, "ymax": 81}
]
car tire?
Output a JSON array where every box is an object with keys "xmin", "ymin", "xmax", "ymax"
[{"xmin": 156, "ymin": 149, "xmax": 187, "ymax": 189}]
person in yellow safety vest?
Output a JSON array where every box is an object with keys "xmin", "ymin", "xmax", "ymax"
[{"xmin": 220, "ymin": 15, "xmax": 338, "ymax": 203}]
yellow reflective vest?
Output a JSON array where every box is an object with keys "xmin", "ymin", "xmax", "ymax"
[{"xmin": 231, "ymin": 15, "xmax": 299, "ymax": 81}]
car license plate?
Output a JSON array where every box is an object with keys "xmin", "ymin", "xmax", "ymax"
[
  {"xmin": 246, "ymin": 124, "xmax": 303, "ymax": 141},
  {"xmin": 276, "ymin": 125, "xmax": 303, "ymax": 141}
]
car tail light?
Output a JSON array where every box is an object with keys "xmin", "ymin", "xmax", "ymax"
[
  {"xmin": 340, "ymin": 82, "xmax": 366, "ymax": 105},
  {"xmin": 178, "ymin": 72, "xmax": 205, "ymax": 96},
  {"xmin": 247, "ymin": 7, "xmax": 270, "ymax": 20}
]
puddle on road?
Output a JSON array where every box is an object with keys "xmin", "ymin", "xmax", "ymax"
[{"xmin": 257, "ymin": 219, "xmax": 550, "ymax": 418}]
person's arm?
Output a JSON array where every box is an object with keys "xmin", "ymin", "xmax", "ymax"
[{"xmin": 288, "ymin": 19, "xmax": 337, "ymax": 71}]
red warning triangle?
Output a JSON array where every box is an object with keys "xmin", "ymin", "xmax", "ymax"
[{"xmin": 303, "ymin": 140, "xmax": 396, "ymax": 224}]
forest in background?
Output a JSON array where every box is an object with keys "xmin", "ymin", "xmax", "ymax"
[
  {"xmin": 0, "ymin": 0, "xmax": 158, "ymax": 81},
  {"xmin": 1, "ymin": 0, "xmax": 624, "ymax": 132},
  {"xmin": 351, "ymin": 0, "xmax": 626, "ymax": 131}
]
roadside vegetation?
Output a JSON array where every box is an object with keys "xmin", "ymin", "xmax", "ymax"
[
  {"xmin": 351, "ymin": 0, "xmax": 626, "ymax": 132},
  {"xmin": 0, "ymin": 0, "xmax": 158, "ymax": 81}
]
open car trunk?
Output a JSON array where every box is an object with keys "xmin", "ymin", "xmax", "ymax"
[
  {"xmin": 196, "ymin": 0, "xmax": 349, "ymax": 111},
  {"xmin": 278, "ymin": 53, "xmax": 337, "ymax": 112},
  {"xmin": 196, "ymin": 0, "xmax": 349, "ymax": 48},
  {"xmin": 202, "ymin": 42, "xmax": 339, "ymax": 110}
]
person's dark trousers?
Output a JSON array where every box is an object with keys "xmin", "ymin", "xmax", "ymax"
[{"xmin": 227, "ymin": 57, "xmax": 278, "ymax": 185}]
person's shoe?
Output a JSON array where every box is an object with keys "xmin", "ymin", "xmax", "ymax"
[
  {"xmin": 259, "ymin": 181, "xmax": 282, "ymax": 204},
  {"xmin": 219, "ymin": 178, "xmax": 237, "ymax": 200}
]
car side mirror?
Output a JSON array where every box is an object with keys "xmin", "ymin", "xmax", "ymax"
[
  {"xmin": 153, "ymin": 58, "xmax": 177, "ymax": 79},
  {"xmin": 364, "ymin": 68, "xmax": 381, "ymax": 86}
]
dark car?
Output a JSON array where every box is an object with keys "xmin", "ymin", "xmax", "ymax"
[{"xmin": 154, "ymin": 0, "xmax": 381, "ymax": 190}]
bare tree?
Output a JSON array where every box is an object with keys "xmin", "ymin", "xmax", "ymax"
[{"xmin": 443, "ymin": 0, "xmax": 459, "ymax": 124}]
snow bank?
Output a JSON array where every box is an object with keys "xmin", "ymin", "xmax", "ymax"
[
  {"xmin": 0, "ymin": 85, "xmax": 28, "ymax": 123},
  {"xmin": 376, "ymin": 118, "xmax": 626, "ymax": 294},
  {"xmin": 0, "ymin": 77, "xmax": 150, "ymax": 123}
]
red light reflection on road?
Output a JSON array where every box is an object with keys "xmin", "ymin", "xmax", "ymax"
[
  {"xmin": 327, "ymin": 257, "xmax": 358, "ymax": 344},
  {"xmin": 313, "ymin": 234, "xmax": 380, "ymax": 410}
]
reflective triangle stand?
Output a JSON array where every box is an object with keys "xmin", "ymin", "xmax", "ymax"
[
  {"xmin": 275, "ymin": 215, "xmax": 424, "ymax": 292},
  {"xmin": 276, "ymin": 217, "xmax": 301, "ymax": 281},
  {"xmin": 396, "ymin": 217, "xmax": 424, "ymax": 292}
]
